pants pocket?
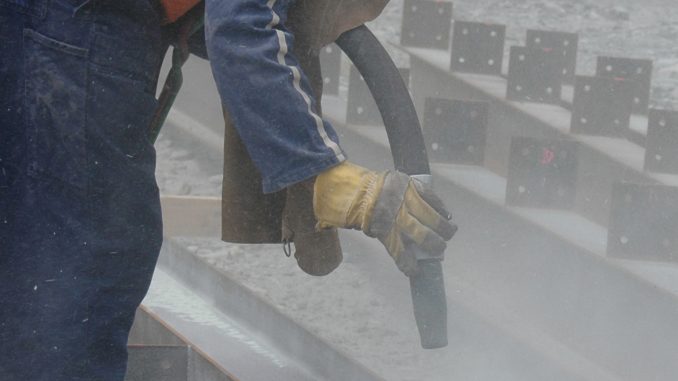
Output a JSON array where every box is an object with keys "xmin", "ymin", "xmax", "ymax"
[
  {"xmin": 87, "ymin": 68, "xmax": 158, "ymax": 173},
  {"xmin": 23, "ymin": 28, "xmax": 89, "ymax": 189},
  {"xmin": 0, "ymin": 0, "xmax": 48, "ymax": 18}
]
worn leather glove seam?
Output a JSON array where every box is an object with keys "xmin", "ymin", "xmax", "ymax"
[
  {"xmin": 358, "ymin": 171, "xmax": 384, "ymax": 232},
  {"xmin": 364, "ymin": 171, "xmax": 409, "ymax": 238}
]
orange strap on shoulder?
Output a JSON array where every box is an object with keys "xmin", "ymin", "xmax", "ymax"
[{"xmin": 159, "ymin": 0, "xmax": 202, "ymax": 23}]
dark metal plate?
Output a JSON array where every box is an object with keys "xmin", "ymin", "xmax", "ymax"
[
  {"xmin": 346, "ymin": 66, "xmax": 410, "ymax": 125},
  {"xmin": 423, "ymin": 98, "xmax": 488, "ymax": 165},
  {"xmin": 505, "ymin": 136, "xmax": 579, "ymax": 209},
  {"xmin": 644, "ymin": 109, "xmax": 678, "ymax": 174},
  {"xmin": 401, "ymin": 0, "xmax": 453, "ymax": 50},
  {"xmin": 570, "ymin": 75, "xmax": 634, "ymax": 137},
  {"xmin": 506, "ymin": 46, "xmax": 564, "ymax": 104},
  {"xmin": 607, "ymin": 182, "xmax": 678, "ymax": 261},
  {"xmin": 525, "ymin": 29, "xmax": 578, "ymax": 83},
  {"xmin": 450, "ymin": 21, "xmax": 505, "ymax": 75},
  {"xmin": 319, "ymin": 44, "xmax": 341, "ymax": 96},
  {"xmin": 596, "ymin": 56, "xmax": 653, "ymax": 114}
]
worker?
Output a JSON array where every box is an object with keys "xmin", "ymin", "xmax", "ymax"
[{"xmin": 0, "ymin": 0, "xmax": 455, "ymax": 380}]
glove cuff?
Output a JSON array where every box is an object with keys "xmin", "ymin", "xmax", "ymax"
[{"xmin": 313, "ymin": 162, "xmax": 384, "ymax": 230}]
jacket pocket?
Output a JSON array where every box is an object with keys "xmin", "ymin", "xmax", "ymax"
[{"xmin": 23, "ymin": 28, "xmax": 89, "ymax": 189}]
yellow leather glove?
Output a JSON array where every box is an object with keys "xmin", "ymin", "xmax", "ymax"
[{"xmin": 313, "ymin": 162, "xmax": 457, "ymax": 276}]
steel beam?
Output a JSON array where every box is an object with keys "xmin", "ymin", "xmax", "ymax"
[
  {"xmin": 326, "ymin": 102, "xmax": 678, "ymax": 381},
  {"xmin": 398, "ymin": 45, "xmax": 678, "ymax": 226}
]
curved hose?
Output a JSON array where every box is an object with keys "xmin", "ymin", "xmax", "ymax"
[
  {"xmin": 336, "ymin": 26, "xmax": 430, "ymax": 176},
  {"xmin": 337, "ymin": 26, "xmax": 448, "ymax": 349}
]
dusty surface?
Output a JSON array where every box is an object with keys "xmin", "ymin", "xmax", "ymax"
[
  {"xmin": 156, "ymin": 0, "xmax": 678, "ymax": 198},
  {"xmin": 151, "ymin": 2, "xmax": 678, "ymax": 380},
  {"xmin": 174, "ymin": 236, "xmax": 434, "ymax": 381},
  {"xmin": 369, "ymin": 0, "xmax": 678, "ymax": 108},
  {"xmin": 157, "ymin": 0, "xmax": 678, "ymax": 199}
]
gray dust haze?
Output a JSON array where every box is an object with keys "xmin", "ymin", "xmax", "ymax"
[{"xmin": 146, "ymin": 1, "xmax": 678, "ymax": 380}]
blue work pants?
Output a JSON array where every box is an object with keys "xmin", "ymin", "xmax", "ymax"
[{"xmin": 0, "ymin": 0, "xmax": 165, "ymax": 379}]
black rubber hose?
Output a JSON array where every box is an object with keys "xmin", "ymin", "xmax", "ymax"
[
  {"xmin": 336, "ymin": 25, "xmax": 448, "ymax": 349},
  {"xmin": 336, "ymin": 25, "xmax": 429, "ymax": 176}
]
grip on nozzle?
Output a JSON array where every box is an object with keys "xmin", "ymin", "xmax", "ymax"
[
  {"xmin": 409, "ymin": 176, "xmax": 448, "ymax": 349},
  {"xmin": 410, "ymin": 259, "xmax": 448, "ymax": 349}
]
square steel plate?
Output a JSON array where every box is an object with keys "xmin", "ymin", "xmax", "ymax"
[
  {"xmin": 644, "ymin": 109, "xmax": 678, "ymax": 174},
  {"xmin": 505, "ymin": 136, "xmax": 579, "ymax": 209},
  {"xmin": 401, "ymin": 0, "xmax": 453, "ymax": 50},
  {"xmin": 526, "ymin": 29, "xmax": 578, "ymax": 83},
  {"xmin": 570, "ymin": 75, "xmax": 634, "ymax": 137},
  {"xmin": 423, "ymin": 98, "xmax": 489, "ymax": 165},
  {"xmin": 450, "ymin": 21, "xmax": 505, "ymax": 75},
  {"xmin": 506, "ymin": 45, "xmax": 565, "ymax": 104},
  {"xmin": 596, "ymin": 56, "xmax": 653, "ymax": 115},
  {"xmin": 319, "ymin": 44, "xmax": 341, "ymax": 96},
  {"xmin": 607, "ymin": 182, "xmax": 678, "ymax": 261}
]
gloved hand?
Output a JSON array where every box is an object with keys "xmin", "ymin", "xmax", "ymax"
[{"xmin": 313, "ymin": 162, "xmax": 457, "ymax": 276}]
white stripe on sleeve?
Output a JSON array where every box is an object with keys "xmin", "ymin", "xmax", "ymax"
[{"xmin": 265, "ymin": 0, "xmax": 344, "ymax": 160}]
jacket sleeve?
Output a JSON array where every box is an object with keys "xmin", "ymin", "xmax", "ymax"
[{"xmin": 204, "ymin": 0, "xmax": 345, "ymax": 193}]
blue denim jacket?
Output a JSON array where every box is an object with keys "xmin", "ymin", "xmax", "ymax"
[{"xmin": 205, "ymin": 0, "xmax": 346, "ymax": 193}]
